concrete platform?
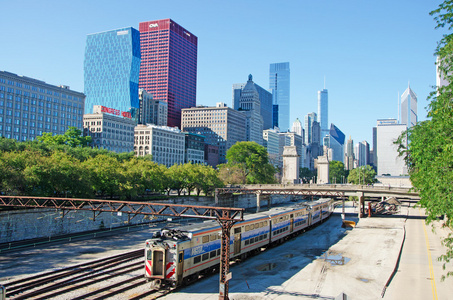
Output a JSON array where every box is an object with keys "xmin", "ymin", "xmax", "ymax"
[{"xmin": 161, "ymin": 204, "xmax": 407, "ymax": 300}]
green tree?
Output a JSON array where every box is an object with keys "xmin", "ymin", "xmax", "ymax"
[
  {"xmin": 299, "ymin": 167, "xmax": 316, "ymax": 183},
  {"xmin": 347, "ymin": 165, "xmax": 377, "ymax": 185},
  {"xmin": 218, "ymin": 163, "xmax": 247, "ymax": 185},
  {"xmin": 225, "ymin": 141, "xmax": 276, "ymax": 184},
  {"xmin": 82, "ymin": 154, "xmax": 123, "ymax": 198},
  {"xmin": 197, "ymin": 164, "xmax": 223, "ymax": 196},
  {"xmin": 37, "ymin": 127, "xmax": 92, "ymax": 148},
  {"xmin": 395, "ymin": 1, "xmax": 453, "ymax": 279},
  {"xmin": 329, "ymin": 161, "xmax": 348, "ymax": 184}
]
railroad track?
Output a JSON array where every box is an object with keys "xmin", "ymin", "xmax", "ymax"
[{"xmin": 2, "ymin": 249, "xmax": 160, "ymax": 299}]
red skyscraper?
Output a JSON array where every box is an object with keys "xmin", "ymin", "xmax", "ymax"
[{"xmin": 139, "ymin": 19, "xmax": 197, "ymax": 128}]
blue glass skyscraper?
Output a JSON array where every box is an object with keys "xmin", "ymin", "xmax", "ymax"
[
  {"xmin": 84, "ymin": 27, "xmax": 141, "ymax": 115},
  {"xmin": 269, "ymin": 62, "xmax": 290, "ymax": 131}
]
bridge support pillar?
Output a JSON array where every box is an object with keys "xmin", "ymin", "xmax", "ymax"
[
  {"xmin": 342, "ymin": 198, "xmax": 345, "ymax": 220},
  {"xmin": 215, "ymin": 189, "xmax": 219, "ymax": 205},
  {"xmin": 357, "ymin": 192, "xmax": 365, "ymax": 218},
  {"xmin": 256, "ymin": 193, "xmax": 261, "ymax": 213}
]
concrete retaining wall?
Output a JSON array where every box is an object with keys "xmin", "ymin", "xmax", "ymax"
[{"xmin": 0, "ymin": 194, "xmax": 299, "ymax": 243}]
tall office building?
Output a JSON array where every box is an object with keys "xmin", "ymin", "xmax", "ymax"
[
  {"xmin": 181, "ymin": 103, "xmax": 246, "ymax": 163},
  {"xmin": 304, "ymin": 112, "xmax": 317, "ymax": 145},
  {"xmin": 263, "ymin": 127, "xmax": 281, "ymax": 168},
  {"xmin": 232, "ymin": 75, "xmax": 268, "ymax": 145},
  {"xmin": 345, "ymin": 136, "xmax": 354, "ymax": 170},
  {"xmin": 292, "ymin": 118, "xmax": 303, "ymax": 137},
  {"xmin": 0, "ymin": 71, "xmax": 85, "ymax": 141},
  {"xmin": 318, "ymin": 88, "xmax": 329, "ymax": 138},
  {"xmin": 84, "ymin": 27, "xmax": 141, "ymax": 116},
  {"xmin": 376, "ymin": 119, "xmax": 407, "ymax": 176},
  {"xmin": 400, "ymin": 85, "xmax": 417, "ymax": 128},
  {"xmin": 139, "ymin": 19, "xmax": 197, "ymax": 128},
  {"xmin": 328, "ymin": 123, "xmax": 345, "ymax": 163},
  {"xmin": 233, "ymin": 75, "xmax": 273, "ymax": 130},
  {"xmin": 269, "ymin": 62, "xmax": 290, "ymax": 131}
]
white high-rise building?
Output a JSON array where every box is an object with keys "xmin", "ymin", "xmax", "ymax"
[
  {"xmin": 318, "ymin": 89, "xmax": 328, "ymax": 138},
  {"xmin": 400, "ymin": 85, "xmax": 417, "ymax": 128},
  {"xmin": 134, "ymin": 124, "xmax": 185, "ymax": 167},
  {"xmin": 376, "ymin": 119, "xmax": 407, "ymax": 176},
  {"xmin": 292, "ymin": 118, "xmax": 303, "ymax": 137}
]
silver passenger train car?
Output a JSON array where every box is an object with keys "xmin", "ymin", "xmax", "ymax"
[{"xmin": 144, "ymin": 198, "xmax": 334, "ymax": 288}]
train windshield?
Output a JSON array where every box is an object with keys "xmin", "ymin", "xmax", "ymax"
[{"xmin": 147, "ymin": 249, "xmax": 152, "ymax": 260}]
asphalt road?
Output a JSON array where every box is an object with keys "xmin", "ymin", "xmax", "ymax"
[{"xmin": 383, "ymin": 207, "xmax": 453, "ymax": 300}]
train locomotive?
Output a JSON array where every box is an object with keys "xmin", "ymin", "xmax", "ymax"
[{"xmin": 144, "ymin": 198, "xmax": 334, "ymax": 288}]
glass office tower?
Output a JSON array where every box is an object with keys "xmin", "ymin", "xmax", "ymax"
[
  {"xmin": 269, "ymin": 62, "xmax": 290, "ymax": 132},
  {"xmin": 318, "ymin": 88, "xmax": 328, "ymax": 138},
  {"xmin": 84, "ymin": 27, "xmax": 141, "ymax": 116},
  {"xmin": 400, "ymin": 85, "xmax": 417, "ymax": 128},
  {"xmin": 139, "ymin": 19, "xmax": 197, "ymax": 128}
]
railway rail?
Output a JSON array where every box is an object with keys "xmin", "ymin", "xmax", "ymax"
[{"xmin": 3, "ymin": 249, "xmax": 145, "ymax": 299}]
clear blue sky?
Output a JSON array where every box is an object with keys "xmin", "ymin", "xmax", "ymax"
[{"xmin": 0, "ymin": 0, "xmax": 444, "ymax": 145}]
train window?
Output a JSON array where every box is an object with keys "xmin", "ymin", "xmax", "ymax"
[
  {"xmin": 210, "ymin": 250, "xmax": 217, "ymax": 258},
  {"xmin": 202, "ymin": 253, "xmax": 209, "ymax": 261},
  {"xmin": 260, "ymin": 222, "xmax": 264, "ymax": 227},
  {"xmin": 245, "ymin": 239, "xmax": 249, "ymax": 245},
  {"xmin": 264, "ymin": 234, "xmax": 267, "ymax": 239},
  {"xmin": 245, "ymin": 225, "xmax": 249, "ymax": 231},
  {"xmin": 210, "ymin": 234, "xmax": 217, "ymax": 241},
  {"xmin": 194, "ymin": 255, "xmax": 201, "ymax": 264},
  {"xmin": 217, "ymin": 249, "xmax": 221, "ymax": 256},
  {"xmin": 264, "ymin": 221, "xmax": 268, "ymax": 226},
  {"xmin": 147, "ymin": 251, "xmax": 152, "ymax": 260},
  {"xmin": 202, "ymin": 236, "xmax": 209, "ymax": 243},
  {"xmin": 179, "ymin": 253, "xmax": 183, "ymax": 263},
  {"xmin": 234, "ymin": 227, "xmax": 241, "ymax": 234}
]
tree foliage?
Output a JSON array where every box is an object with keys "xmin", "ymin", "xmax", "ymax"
[
  {"xmin": 0, "ymin": 137, "xmax": 223, "ymax": 199},
  {"xmin": 329, "ymin": 161, "xmax": 348, "ymax": 184},
  {"xmin": 299, "ymin": 167, "xmax": 316, "ymax": 183},
  {"xmin": 347, "ymin": 165, "xmax": 377, "ymax": 185},
  {"xmin": 37, "ymin": 127, "xmax": 92, "ymax": 147},
  {"xmin": 224, "ymin": 141, "xmax": 276, "ymax": 184},
  {"xmin": 396, "ymin": 1, "xmax": 453, "ymax": 279}
]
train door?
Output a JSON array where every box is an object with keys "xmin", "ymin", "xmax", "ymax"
[
  {"xmin": 234, "ymin": 227, "xmax": 242, "ymax": 255},
  {"xmin": 177, "ymin": 251, "xmax": 184, "ymax": 283},
  {"xmin": 152, "ymin": 248, "xmax": 166, "ymax": 279},
  {"xmin": 290, "ymin": 214, "xmax": 294, "ymax": 233}
]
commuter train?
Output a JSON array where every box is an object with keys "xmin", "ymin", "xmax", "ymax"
[{"xmin": 144, "ymin": 198, "xmax": 334, "ymax": 288}]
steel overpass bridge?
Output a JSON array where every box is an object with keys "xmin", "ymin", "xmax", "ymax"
[{"xmin": 215, "ymin": 183, "xmax": 420, "ymax": 217}]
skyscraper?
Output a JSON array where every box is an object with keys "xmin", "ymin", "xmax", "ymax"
[
  {"xmin": 345, "ymin": 136, "xmax": 354, "ymax": 170},
  {"xmin": 84, "ymin": 27, "xmax": 141, "ymax": 116},
  {"xmin": 328, "ymin": 123, "xmax": 345, "ymax": 163},
  {"xmin": 304, "ymin": 112, "xmax": 317, "ymax": 145},
  {"xmin": 232, "ymin": 75, "xmax": 264, "ymax": 145},
  {"xmin": 139, "ymin": 19, "xmax": 197, "ymax": 128},
  {"xmin": 269, "ymin": 62, "xmax": 290, "ymax": 131},
  {"xmin": 400, "ymin": 85, "xmax": 417, "ymax": 128},
  {"xmin": 318, "ymin": 88, "xmax": 328, "ymax": 138},
  {"xmin": 292, "ymin": 118, "xmax": 303, "ymax": 137},
  {"xmin": 376, "ymin": 119, "xmax": 407, "ymax": 176},
  {"xmin": 233, "ymin": 75, "xmax": 273, "ymax": 130}
]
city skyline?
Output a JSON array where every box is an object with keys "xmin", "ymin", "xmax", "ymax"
[{"xmin": 0, "ymin": 1, "xmax": 441, "ymax": 144}]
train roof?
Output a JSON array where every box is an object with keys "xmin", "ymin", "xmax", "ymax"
[{"xmin": 148, "ymin": 199, "xmax": 323, "ymax": 241}]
